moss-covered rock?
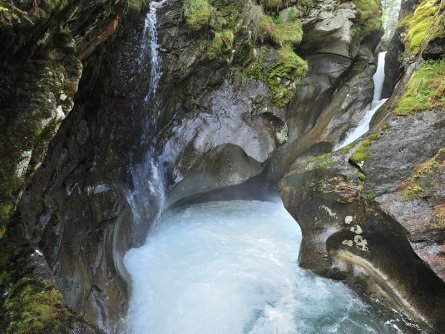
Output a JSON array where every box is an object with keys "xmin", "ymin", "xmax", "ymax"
[
  {"xmin": 349, "ymin": 133, "xmax": 379, "ymax": 164},
  {"xmin": 207, "ymin": 29, "xmax": 234, "ymax": 59},
  {"xmin": 401, "ymin": 147, "xmax": 445, "ymax": 200},
  {"xmin": 401, "ymin": 0, "xmax": 439, "ymax": 55},
  {"xmin": 245, "ymin": 44, "xmax": 307, "ymax": 106},
  {"xmin": 183, "ymin": 0, "xmax": 213, "ymax": 30},
  {"xmin": 395, "ymin": 59, "xmax": 445, "ymax": 115},
  {"xmin": 422, "ymin": 0, "xmax": 445, "ymax": 59},
  {"xmin": 353, "ymin": 0, "xmax": 382, "ymax": 35},
  {"xmin": 0, "ymin": 236, "xmax": 101, "ymax": 333},
  {"xmin": 4, "ymin": 278, "xmax": 74, "ymax": 334}
]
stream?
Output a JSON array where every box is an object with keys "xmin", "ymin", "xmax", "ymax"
[{"xmin": 124, "ymin": 200, "xmax": 412, "ymax": 334}]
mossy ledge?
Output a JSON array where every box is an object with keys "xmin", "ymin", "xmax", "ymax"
[
  {"xmin": 182, "ymin": 0, "xmax": 308, "ymax": 107},
  {"xmin": 401, "ymin": 147, "xmax": 445, "ymax": 201},
  {"xmin": 0, "ymin": 236, "xmax": 99, "ymax": 333},
  {"xmin": 395, "ymin": 59, "xmax": 445, "ymax": 115},
  {"xmin": 349, "ymin": 133, "xmax": 379, "ymax": 165},
  {"xmin": 400, "ymin": 0, "xmax": 440, "ymax": 55}
]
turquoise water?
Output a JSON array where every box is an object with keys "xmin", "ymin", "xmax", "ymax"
[{"xmin": 125, "ymin": 200, "xmax": 413, "ymax": 334}]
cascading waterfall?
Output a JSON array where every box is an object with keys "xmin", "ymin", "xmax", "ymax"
[
  {"xmin": 334, "ymin": 51, "xmax": 388, "ymax": 150},
  {"xmin": 334, "ymin": 0, "xmax": 401, "ymax": 151},
  {"xmin": 142, "ymin": 0, "xmax": 169, "ymax": 105},
  {"xmin": 126, "ymin": 0, "xmax": 169, "ymax": 240}
]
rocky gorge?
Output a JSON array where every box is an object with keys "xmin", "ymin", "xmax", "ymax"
[{"xmin": 0, "ymin": 0, "xmax": 444, "ymax": 332}]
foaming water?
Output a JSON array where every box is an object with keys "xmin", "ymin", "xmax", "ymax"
[
  {"xmin": 335, "ymin": 52, "xmax": 387, "ymax": 150},
  {"xmin": 124, "ymin": 200, "xmax": 410, "ymax": 334},
  {"xmin": 126, "ymin": 0, "xmax": 169, "ymax": 242}
]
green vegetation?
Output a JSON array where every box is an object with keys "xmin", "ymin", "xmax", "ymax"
[
  {"xmin": 365, "ymin": 189, "xmax": 376, "ymax": 201},
  {"xmin": 245, "ymin": 43, "xmax": 307, "ymax": 107},
  {"xmin": 395, "ymin": 59, "xmax": 445, "ymax": 115},
  {"xmin": 353, "ymin": 0, "xmax": 382, "ymax": 35},
  {"xmin": 272, "ymin": 17, "xmax": 303, "ymax": 46},
  {"xmin": 261, "ymin": 0, "xmax": 284, "ymax": 10},
  {"xmin": 181, "ymin": 0, "xmax": 307, "ymax": 107},
  {"xmin": 340, "ymin": 142, "xmax": 356, "ymax": 153},
  {"xmin": 266, "ymin": 44, "xmax": 307, "ymax": 105},
  {"xmin": 401, "ymin": 0, "xmax": 438, "ymax": 54},
  {"xmin": 305, "ymin": 153, "xmax": 335, "ymax": 169},
  {"xmin": 4, "ymin": 278, "xmax": 74, "ymax": 334},
  {"xmin": 0, "ymin": 159, "xmax": 22, "ymax": 239},
  {"xmin": 353, "ymin": 166, "xmax": 366, "ymax": 181},
  {"xmin": 126, "ymin": 0, "xmax": 149, "ymax": 12},
  {"xmin": 426, "ymin": 2, "xmax": 445, "ymax": 44},
  {"xmin": 402, "ymin": 148, "xmax": 445, "ymax": 200},
  {"xmin": 183, "ymin": 0, "xmax": 213, "ymax": 30},
  {"xmin": 256, "ymin": 13, "xmax": 303, "ymax": 46},
  {"xmin": 258, "ymin": 0, "xmax": 313, "ymax": 12},
  {"xmin": 207, "ymin": 29, "xmax": 234, "ymax": 59},
  {"xmin": 434, "ymin": 205, "xmax": 445, "ymax": 229},
  {"xmin": 0, "ymin": 237, "xmax": 77, "ymax": 333},
  {"xmin": 350, "ymin": 133, "xmax": 379, "ymax": 162}
]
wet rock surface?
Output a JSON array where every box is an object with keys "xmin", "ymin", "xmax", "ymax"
[
  {"xmin": 0, "ymin": 1, "xmax": 150, "ymax": 331},
  {"xmin": 279, "ymin": 143, "xmax": 445, "ymax": 332},
  {"xmin": 3, "ymin": 0, "xmax": 444, "ymax": 332}
]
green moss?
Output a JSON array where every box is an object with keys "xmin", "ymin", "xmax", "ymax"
[
  {"xmin": 273, "ymin": 18, "xmax": 303, "ymax": 46},
  {"xmin": 340, "ymin": 142, "xmax": 356, "ymax": 153},
  {"xmin": 0, "ymin": 237, "xmax": 78, "ymax": 333},
  {"xmin": 0, "ymin": 159, "xmax": 22, "ymax": 239},
  {"xmin": 350, "ymin": 133, "xmax": 379, "ymax": 162},
  {"xmin": 427, "ymin": 3, "xmax": 445, "ymax": 41},
  {"xmin": 126, "ymin": 0, "xmax": 149, "ymax": 12},
  {"xmin": 365, "ymin": 190, "xmax": 376, "ymax": 201},
  {"xmin": 207, "ymin": 29, "xmax": 234, "ymax": 59},
  {"xmin": 350, "ymin": 59, "xmax": 368, "ymax": 77},
  {"xmin": 305, "ymin": 153, "xmax": 335, "ymax": 169},
  {"xmin": 353, "ymin": 166, "xmax": 366, "ymax": 181},
  {"xmin": 266, "ymin": 44, "xmax": 307, "ymax": 106},
  {"xmin": 353, "ymin": 0, "xmax": 382, "ymax": 35},
  {"xmin": 0, "ymin": 204, "xmax": 12, "ymax": 239},
  {"xmin": 401, "ymin": 0, "xmax": 438, "ymax": 54},
  {"xmin": 402, "ymin": 148, "xmax": 445, "ymax": 200},
  {"xmin": 262, "ymin": 0, "xmax": 283, "ymax": 10},
  {"xmin": 395, "ymin": 59, "xmax": 445, "ymax": 115},
  {"xmin": 256, "ymin": 13, "xmax": 303, "ymax": 46},
  {"xmin": 184, "ymin": 0, "xmax": 213, "ymax": 30},
  {"xmin": 257, "ymin": 14, "xmax": 275, "ymax": 41},
  {"xmin": 4, "ymin": 278, "xmax": 74, "ymax": 334},
  {"xmin": 245, "ymin": 44, "xmax": 307, "ymax": 106}
]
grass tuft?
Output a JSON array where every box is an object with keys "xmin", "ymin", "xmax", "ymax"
[{"xmin": 395, "ymin": 59, "xmax": 445, "ymax": 115}]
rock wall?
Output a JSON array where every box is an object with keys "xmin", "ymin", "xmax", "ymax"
[
  {"xmin": 0, "ymin": 1, "xmax": 150, "ymax": 332},
  {"xmin": 278, "ymin": 0, "xmax": 445, "ymax": 331}
]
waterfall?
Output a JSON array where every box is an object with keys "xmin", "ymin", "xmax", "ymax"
[
  {"xmin": 143, "ymin": 0, "xmax": 169, "ymax": 105},
  {"xmin": 126, "ymin": 0, "xmax": 169, "ymax": 242},
  {"xmin": 334, "ymin": 52, "xmax": 388, "ymax": 150}
]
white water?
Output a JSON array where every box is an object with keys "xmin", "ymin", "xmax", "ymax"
[
  {"xmin": 126, "ymin": 0, "xmax": 169, "ymax": 239},
  {"xmin": 125, "ymin": 200, "xmax": 409, "ymax": 334},
  {"xmin": 142, "ymin": 0, "xmax": 169, "ymax": 104},
  {"xmin": 335, "ymin": 52, "xmax": 388, "ymax": 150}
]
